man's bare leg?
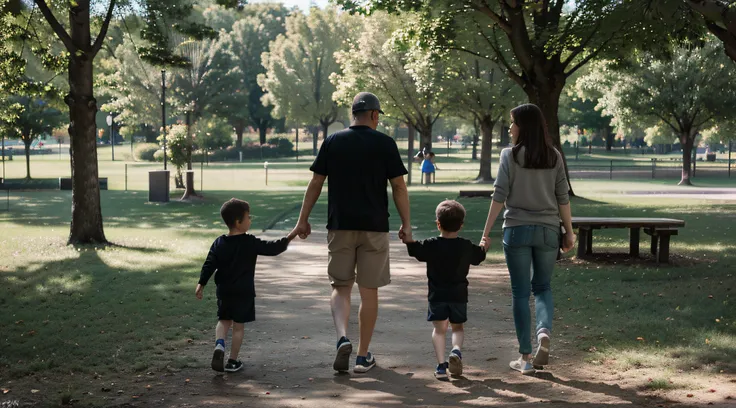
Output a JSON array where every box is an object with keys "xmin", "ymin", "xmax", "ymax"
[
  {"xmin": 331, "ymin": 283, "xmax": 353, "ymax": 372},
  {"xmin": 357, "ymin": 285, "xmax": 378, "ymax": 357}
]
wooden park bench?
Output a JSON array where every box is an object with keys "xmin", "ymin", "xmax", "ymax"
[{"xmin": 572, "ymin": 217, "xmax": 685, "ymax": 264}]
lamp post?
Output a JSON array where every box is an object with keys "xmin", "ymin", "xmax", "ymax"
[
  {"xmin": 106, "ymin": 113, "xmax": 115, "ymax": 161},
  {"xmin": 161, "ymin": 69, "xmax": 168, "ymax": 170},
  {"xmin": 1, "ymin": 135, "xmax": 5, "ymax": 181}
]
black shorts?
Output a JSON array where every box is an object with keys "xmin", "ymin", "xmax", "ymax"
[
  {"xmin": 427, "ymin": 301, "xmax": 467, "ymax": 324},
  {"xmin": 217, "ymin": 297, "xmax": 255, "ymax": 323}
]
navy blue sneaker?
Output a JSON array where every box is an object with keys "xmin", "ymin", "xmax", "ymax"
[
  {"xmin": 448, "ymin": 348, "xmax": 463, "ymax": 376},
  {"xmin": 354, "ymin": 352, "xmax": 376, "ymax": 373},
  {"xmin": 434, "ymin": 362, "xmax": 449, "ymax": 380},
  {"xmin": 333, "ymin": 336, "xmax": 352, "ymax": 372}
]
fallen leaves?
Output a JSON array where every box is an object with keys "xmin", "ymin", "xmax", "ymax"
[
  {"xmin": 687, "ymin": 394, "xmax": 694, "ymax": 398},
  {"xmin": 636, "ymin": 337, "xmax": 645, "ymax": 341},
  {"xmin": 2, "ymin": 389, "xmax": 9, "ymax": 394}
]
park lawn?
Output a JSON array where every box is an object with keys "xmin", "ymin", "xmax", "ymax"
[{"xmin": 0, "ymin": 184, "xmax": 734, "ymax": 405}]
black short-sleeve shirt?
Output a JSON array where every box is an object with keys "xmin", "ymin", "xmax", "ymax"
[{"xmin": 310, "ymin": 125, "xmax": 408, "ymax": 232}]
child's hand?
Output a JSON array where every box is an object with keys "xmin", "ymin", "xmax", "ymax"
[
  {"xmin": 195, "ymin": 284, "xmax": 204, "ymax": 300},
  {"xmin": 287, "ymin": 228, "xmax": 299, "ymax": 241},
  {"xmin": 480, "ymin": 236, "xmax": 490, "ymax": 252}
]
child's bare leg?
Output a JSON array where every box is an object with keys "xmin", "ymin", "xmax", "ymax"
[
  {"xmin": 230, "ymin": 323, "xmax": 245, "ymax": 360},
  {"xmin": 216, "ymin": 320, "xmax": 232, "ymax": 343},
  {"xmin": 432, "ymin": 320, "xmax": 449, "ymax": 364},
  {"xmin": 450, "ymin": 323, "xmax": 465, "ymax": 350}
]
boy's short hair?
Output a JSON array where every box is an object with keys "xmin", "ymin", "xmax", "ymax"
[
  {"xmin": 429, "ymin": 152, "xmax": 435, "ymax": 157},
  {"xmin": 221, "ymin": 198, "xmax": 250, "ymax": 228},
  {"xmin": 436, "ymin": 200, "xmax": 465, "ymax": 232}
]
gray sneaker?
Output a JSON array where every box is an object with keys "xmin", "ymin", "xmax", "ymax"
[
  {"xmin": 533, "ymin": 334, "xmax": 550, "ymax": 368},
  {"xmin": 509, "ymin": 357, "xmax": 536, "ymax": 375}
]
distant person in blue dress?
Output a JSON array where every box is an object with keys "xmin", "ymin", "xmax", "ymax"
[{"xmin": 421, "ymin": 152, "xmax": 437, "ymax": 184}]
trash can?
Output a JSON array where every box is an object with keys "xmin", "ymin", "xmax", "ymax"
[{"xmin": 149, "ymin": 170, "xmax": 170, "ymax": 202}]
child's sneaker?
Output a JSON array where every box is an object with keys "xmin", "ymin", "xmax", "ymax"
[
  {"xmin": 448, "ymin": 348, "xmax": 463, "ymax": 376},
  {"xmin": 224, "ymin": 359, "xmax": 243, "ymax": 372},
  {"xmin": 532, "ymin": 334, "xmax": 550, "ymax": 368},
  {"xmin": 211, "ymin": 343, "xmax": 225, "ymax": 372},
  {"xmin": 434, "ymin": 362, "xmax": 449, "ymax": 380},
  {"xmin": 353, "ymin": 352, "xmax": 376, "ymax": 373},
  {"xmin": 509, "ymin": 357, "xmax": 536, "ymax": 375},
  {"xmin": 333, "ymin": 336, "xmax": 352, "ymax": 372}
]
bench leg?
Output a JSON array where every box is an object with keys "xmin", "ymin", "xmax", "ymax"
[
  {"xmin": 650, "ymin": 235, "xmax": 658, "ymax": 255},
  {"xmin": 586, "ymin": 229, "xmax": 593, "ymax": 255},
  {"xmin": 577, "ymin": 228, "xmax": 589, "ymax": 258},
  {"xmin": 658, "ymin": 234, "xmax": 671, "ymax": 264},
  {"xmin": 629, "ymin": 228, "xmax": 640, "ymax": 257}
]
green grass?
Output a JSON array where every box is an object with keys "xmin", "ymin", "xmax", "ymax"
[{"xmin": 1, "ymin": 154, "xmax": 735, "ymax": 404}]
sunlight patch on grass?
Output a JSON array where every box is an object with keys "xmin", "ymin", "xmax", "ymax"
[{"xmin": 36, "ymin": 273, "xmax": 90, "ymax": 294}]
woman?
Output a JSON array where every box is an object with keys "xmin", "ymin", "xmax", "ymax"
[{"xmin": 481, "ymin": 104, "xmax": 576, "ymax": 375}]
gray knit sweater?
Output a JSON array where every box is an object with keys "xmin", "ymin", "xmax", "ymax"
[{"xmin": 492, "ymin": 146, "xmax": 570, "ymax": 230}]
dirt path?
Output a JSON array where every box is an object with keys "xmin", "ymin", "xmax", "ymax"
[{"xmin": 12, "ymin": 234, "xmax": 731, "ymax": 408}]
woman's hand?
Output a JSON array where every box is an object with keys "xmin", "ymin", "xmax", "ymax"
[{"xmin": 561, "ymin": 231, "xmax": 576, "ymax": 253}]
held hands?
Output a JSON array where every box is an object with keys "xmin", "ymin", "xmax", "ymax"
[
  {"xmin": 294, "ymin": 220, "xmax": 311, "ymax": 240},
  {"xmin": 399, "ymin": 224, "xmax": 413, "ymax": 243},
  {"xmin": 561, "ymin": 231, "xmax": 576, "ymax": 253},
  {"xmin": 195, "ymin": 284, "xmax": 204, "ymax": 300},
  {"xmin": 480, "ymin": 236, "xmax": 490, "ymax": 252}
]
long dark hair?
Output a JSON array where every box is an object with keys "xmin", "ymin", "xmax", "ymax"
[{"xmin": 510, "ymin": 104, "xmax": 558, "ymax": 169}]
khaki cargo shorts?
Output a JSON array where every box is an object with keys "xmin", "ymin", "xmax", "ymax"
[{"xmin": 327, "ymin": 230, "xmax": 391, "ymax": 288}]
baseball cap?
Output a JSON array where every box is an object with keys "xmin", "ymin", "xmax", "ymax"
[{"xmin": 351, "ymin": 92, "xmax": 384, "ymax": 114}]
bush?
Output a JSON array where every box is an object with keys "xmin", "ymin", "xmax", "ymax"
[
  {"xmin": 267, "ymin": 136, "xmax": 294, "ymax": 154},
  {"xmin": 134, "ymin": 143, "xmax": 159, "ymax": 161},
  {"xmin": 197, "ymin": 120, "xmax": 234, "ymax": 150},
  {"xmin": 153, "ymin": 149, "xmax": 165, "ymax": 162}
]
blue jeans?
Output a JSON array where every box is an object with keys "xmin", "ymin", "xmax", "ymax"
[{"xmin": 503, "ymin": 225, "xmax": 559, "ymax": 355}]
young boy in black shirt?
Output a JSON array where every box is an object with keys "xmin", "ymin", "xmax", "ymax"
[
  {"xmin": 403, "ymin": 200, "xmax": 489, "ymax": 379},
  {"xmin": 196, "ymin": 198, "xmax": 298, "ymax": 372}
]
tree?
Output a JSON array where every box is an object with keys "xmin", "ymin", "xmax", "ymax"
[
  {"xmin": 259, "ymin": 8, "xmax": 349, "ymax": 155},
  {"xmin": 218, "ymin": 4, "xmax": 288, "ymax": 147},
  {"xmin": 7, "ymin": 96, "xmax": 65, "ymax": 179},
  {"xmin": 0, "ymin": 0, "xmax": 238, "ymax": 244},
  {"xmin": 559, "ymin": 91, "xmax": 614, "ymax": 150},
  {"xmin": 576, "ymin": 37, "xmax": 736, "ymax": 185},
  {"xmin": 169, "ymin": 35, "xmax": 239, "ymax": 199},
  {"xmin": 333, "ymin": 12, "xmax": 455, "ymax": 154},
  {"xmin": 682, "ymin": 0, "xmax": 736, "ymax": 62},
  {"xmin": 338, "ymin": 0, "xmax": 692, "ymax": 194},
  {"xmin": 452, "ymin": 57, "xmax": 521, "ymax": 181},
  {"xmin": 99, "ymin": 41, "xmax": 166, "ymax": 132}
]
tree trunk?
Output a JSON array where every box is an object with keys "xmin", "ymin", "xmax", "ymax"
[
  {"xmin": 259, "ymin": 125, "xmax": 267, "ymax": 145},
  {"xmin": 21, "ymin": 136, "xmax": 32, "ymax": 179},
  {"xmin": 419, "ymin": 124, "xmax": 433, "ymax": 152},
  {"xmin": 66, "ymin": 2, "xmax": 106, "ymax": 245},
  {"xmin": 321, "ymin": 120, "xmax": 330, "ymax": 144},
  {"xmin": 235, "ymin": 124, "xmax": 244, "ymax": 149},
  {"xmin": 311, "ymin": 127, "xmax": 319, "ymax": 156},
  {"xmin": 679, "ymin": 132, "xmax": 694, "ymax": 186},
  {"xmin": 471, "ymin": 131, "xmax": 479, "ymax": 160},
  {"xmin": 181, "ymin": 111, "xmax": 197, "ymax": 199},
  {"xmin": 407, "ymin": 123, "xmax": 415, "ymax": 186},
  {"xmin": 477, "ymin": 116, "xmax": 495, "ymax": 182},
  {"xmin": 526, "ymin": 80, "xmax": 576, "ymax": 196},
  {"xmin": 499, "ymin": 120, "xmax": 510, "ymax": 147},
  {"xmin": 604, "ymin": 126, "xmax": 614, "ymax": 151}
]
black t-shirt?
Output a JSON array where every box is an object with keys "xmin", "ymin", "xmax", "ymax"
[
  {"xmin": 310, "ymin": 125, "xmax": 408, "ymax": 232},
  {"xmin": 198, "ymin": 234, "xmax": 290, "ymax": 299},
  {"xmin": 406, "ymin": 237, "xmax": 486, "ymax": 303}
]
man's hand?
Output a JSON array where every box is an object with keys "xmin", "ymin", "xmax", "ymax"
[
  {"xmin": 561, "ymin": 231, "xmax": 576, "ymax": 253},
  {"xmin": 480, "ymin": 236, "xmax": 490, "ymax": 252},
  {"xmin": 398, "ymin": 224, "xmax": 413, "ymax": 243},
  {"xmin": 195, "ymin": 284, "xmax": 204, "ymax": 300},
  {"xmin": 294, "ymin": 220, "xmax": 311, "ymax": 239}
]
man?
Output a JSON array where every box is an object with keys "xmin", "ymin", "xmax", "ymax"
[{"xmin": 294, "ymin": 92, "xmax": 411, "ymax": 373}]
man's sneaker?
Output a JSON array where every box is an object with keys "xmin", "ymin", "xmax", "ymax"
[
  {"xmin": 533, "ymin": 334, "xmax": 550, "ymax": 368},
  {"xmin": 434, "ymin": 362, "xmax": 449, "ymax": 380},
  {"xmin": 354, "ymin": 352, "xmax": 376, "ymax": 373},
  {"xmin": 333, "ymin": 336, "xmax": 352, "ymax": 372},
  {"xmin": 224, "ymin": 359, "xmax": 243, "ymax": 372},
  {"xmin": 448, "ymin": 348, "xmax": 463, "ymax": 376},
  {"xmin": 509, "ymin": 357, "xmax": 536, "ymax": 375},
  {"xmin": 211, "ymin": 343, "xmax": 225, "ymax": 372}
]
